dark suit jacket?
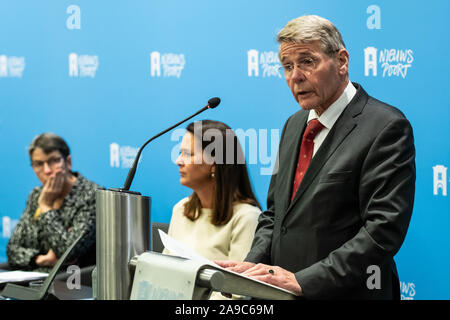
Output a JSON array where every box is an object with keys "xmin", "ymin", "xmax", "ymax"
[{"xmin": 245, "ymin": 83, "xmax": 415, "ymax": 299}]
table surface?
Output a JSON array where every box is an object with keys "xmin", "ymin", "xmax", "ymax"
[
  {"xmin": 53, "ymin": 280, "xmax": 93, "ymax": 300},
  {"xmin": 0, "ymin": 269, "xmax": 93, "ymax": 300}
]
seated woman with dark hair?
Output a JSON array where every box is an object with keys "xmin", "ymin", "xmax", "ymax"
[
  {"xmin": 163, "ymin": 120, "xmax": 261, "ymax": 298},
  {"xmin": 6, "ymin": 133, "xmax": 100, "ymax": 272}
]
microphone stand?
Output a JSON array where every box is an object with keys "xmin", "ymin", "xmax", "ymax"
[
  {"xmin": 120, "ymin": 105, "xmax": 210, "ymax": 192},
  {"xmin": 95, "ymin": 98, "xmax": 220, "ymax": 300}
]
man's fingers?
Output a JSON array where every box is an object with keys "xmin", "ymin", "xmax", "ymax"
[
  {"xmin": 242, "ymin": 266, "xmax": 302, "ymax": 295},
  {"xmin": 231, "ymin": 262, "xmax": 255, "ymax": 273},
  {"xmin": 214, "ymin": 260, "xmax": 237, "ymax": 268},
  {"xmin": 247, "ymin": 274, "xmax": 272, "ymax": 283},
  {"xmin": 243, "ymin": 269, "xmax": 268, "ymax": 277},
  {"xmin": 214, "ymin": 261, "xmax": 255, "ymax": 274},
  {"xmin": 242, "ymin": 263, "xmax": 271, "ymax": 276}
]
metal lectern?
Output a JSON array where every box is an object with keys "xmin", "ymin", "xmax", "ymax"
[{"xmin": 95, "ymin": 189, "xmax": 150, "ymax": 300}]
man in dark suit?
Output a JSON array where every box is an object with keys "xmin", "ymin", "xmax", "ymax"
[{"xmin": 216, "ymin": 15, "xmax": 415, "ymax": 299}]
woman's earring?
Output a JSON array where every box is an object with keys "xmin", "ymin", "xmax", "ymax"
[{"xmin": 211, "ymin": 172, "xmax": 215, "ymax": 178}]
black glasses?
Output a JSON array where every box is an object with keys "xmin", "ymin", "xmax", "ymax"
[
  {"xmin": 279, "ymin": 49, "xmax": 341, "ymax": 78},
  {"xmin": 31, "ymin": 156, "xmax": 63, "ymax": 171}
]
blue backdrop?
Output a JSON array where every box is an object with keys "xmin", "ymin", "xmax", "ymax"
[{"xmin": 1, "ymin": 0, "xmax": 449, "ymax": 300}]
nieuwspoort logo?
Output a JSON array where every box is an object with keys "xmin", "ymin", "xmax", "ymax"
[
  {"xmin": 247, "ymin": 49, "xmax": 281, "ymax": 78},
  {"xmin": 150, "ymin": 52, "xmax": 185, "ymax": 78}
]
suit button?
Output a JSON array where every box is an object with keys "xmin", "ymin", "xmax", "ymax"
[{"xmin": 281, "ymin": 227, "xmax": 287, "ymax": 235}]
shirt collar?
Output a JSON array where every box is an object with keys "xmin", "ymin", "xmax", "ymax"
[{"xmin": 307, "ymin": 81, "xmax": 357, "ymax": 129}]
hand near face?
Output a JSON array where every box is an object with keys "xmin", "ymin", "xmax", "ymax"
[
  {"xmin": 38, "ymin": 170, "xmax": 66, "ymax": 212},
  {"xmin": 35, "ymin": 249, "xmax": 59, "ymax": 267}
]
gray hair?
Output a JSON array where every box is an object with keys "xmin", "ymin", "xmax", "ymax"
[
  {"xmin": 277, "ymin": 15, "xmax": 346, "ymax": 56},
  {"xmin": 28, "ymin": 132, "xmax": 70, "ymax": 159}
]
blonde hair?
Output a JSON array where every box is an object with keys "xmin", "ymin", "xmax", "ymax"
[{"xmin": 277, "ymin": 15, "xmax": 346, "ymax": 56}]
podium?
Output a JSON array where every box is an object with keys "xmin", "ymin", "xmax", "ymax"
[
  {"xmin": 129, "ymin": 252, "xmax": 297, "ymax": 300},
  {"xmin": 95, "ymin": 189, "xmax": 297, "ymax": 300}
]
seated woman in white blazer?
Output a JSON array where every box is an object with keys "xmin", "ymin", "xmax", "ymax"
[{"xmin": 163, "ymin": 120, "xmax": 261, "ymax": 298}]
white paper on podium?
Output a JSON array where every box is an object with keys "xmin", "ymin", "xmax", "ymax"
[
  {"xmin": 158, "ymin": 229, "xmax": 298, "ymax": 296},
  {"xmin": 0, "ymin": 271, "xmax": 48, "ymax": 284},
  {"xmin": 158, "ymin": 229, "xmax": 217, "ymax": 267}
]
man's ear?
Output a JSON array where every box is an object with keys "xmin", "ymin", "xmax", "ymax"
[{"xmin": 337, "ymin": 49, "xmax": 349, "ymax": 75}]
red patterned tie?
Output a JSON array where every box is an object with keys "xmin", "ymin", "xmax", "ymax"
[{"xmin": 291, "ymin": 119, "xmax": 324, "ymax": 201}]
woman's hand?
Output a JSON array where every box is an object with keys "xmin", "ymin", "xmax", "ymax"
[
  {"xmin": 38, "ymin": 171, "xmax": 65, "ymax": 212},
  {"xmin": 35, "ymin": 249, "xmax": 59, "ymax": 267}
]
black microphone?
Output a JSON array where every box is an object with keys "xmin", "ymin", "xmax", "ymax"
[{"xmin": 121, "ymin": 97, "xmax": 221, "ymax": 191}]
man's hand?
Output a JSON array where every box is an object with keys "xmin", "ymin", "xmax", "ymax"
[
  {"xmin": 213, "ymin": 261, "xmax": 256, "ymax": 298},
  {"xmin": 214, "ymin": 260, "xmax": 255, "ymax": 273},
  {"xmin": 35, "ymin": 249, "xmax": 59, "ymax": 267},
  {"xmin": 243, "ymin": 263, "xmax": 302, "ymax": 295},
  {"xmin": 215, "ymin": 260, "xmax": 302, "ymax": 296},
  {"xmin": 38, "ymin": 171, "xmax": 65, "ymax": 212}
]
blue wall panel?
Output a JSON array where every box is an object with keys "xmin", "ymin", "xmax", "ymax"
[{"xmin": 0, "ymin": 0, "xmax": 449, "ymax": 299}]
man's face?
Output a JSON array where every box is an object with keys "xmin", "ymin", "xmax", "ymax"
[
  {"xmin": 279, "ymin": 41, "xmax": 349, "ymax": 115},
  {"xmin": 30, "ymin": 148, "xmax": 72, "ymax": 185}
]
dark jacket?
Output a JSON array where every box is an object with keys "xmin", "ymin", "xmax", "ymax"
[{"xmin": 246, "ymin": 83, "xmax": 415, "ymax": 299}]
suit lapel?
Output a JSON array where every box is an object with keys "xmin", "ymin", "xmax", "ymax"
[{"xmin": 284, "ymin": 83, "xmax": 368, "ymax": 217}]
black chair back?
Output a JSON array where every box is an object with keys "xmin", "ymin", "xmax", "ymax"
[{"xmin": 151, "ymin": 222, "xmax": 169, "ymax": 253}]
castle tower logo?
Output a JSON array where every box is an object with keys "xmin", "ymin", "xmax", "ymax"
[
  {"xmin": 0, "ymin": 55, "xmax": 8, "ymax": 77},
  {"xmin": 110, "ymin": 143, "xmax": 120, "ymax": 168},
  {"xmin": 433, "ymin": 165, "xmax": 447, "ymax": 196},
  {"xmin": 1, "ymin": 216, "xmax": 18, "ymax": 238},
  {"xmin": 0, "ymin": 55, "xmax": 26, "ymax": 78},
  {"xmin": 2, "ymin": 216, "xmax": 11, "ymax": 238},
  {"xmin": 247, "ymin": 49, "xmax": 259, "ymax": 77},
  {"xmin": 364, "ymin": 47, "xmax": 378, "ymax": 76},
  {"xmin": 150, "ymin": 51, "xmax": 161, "ymax": 77},
  {"xmin": 69, "ymin": 53, "xmax": 79, "ymax": 77}
]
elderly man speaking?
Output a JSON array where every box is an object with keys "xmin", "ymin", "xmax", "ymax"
[{"xmin": 216, "ymin": 15, "xmax": 415, "ymax": 300}]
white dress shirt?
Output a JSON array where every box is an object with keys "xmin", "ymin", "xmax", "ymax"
[{"xmin": 308, "ymin": 81, "xmax": 357, "ymax": 156}]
